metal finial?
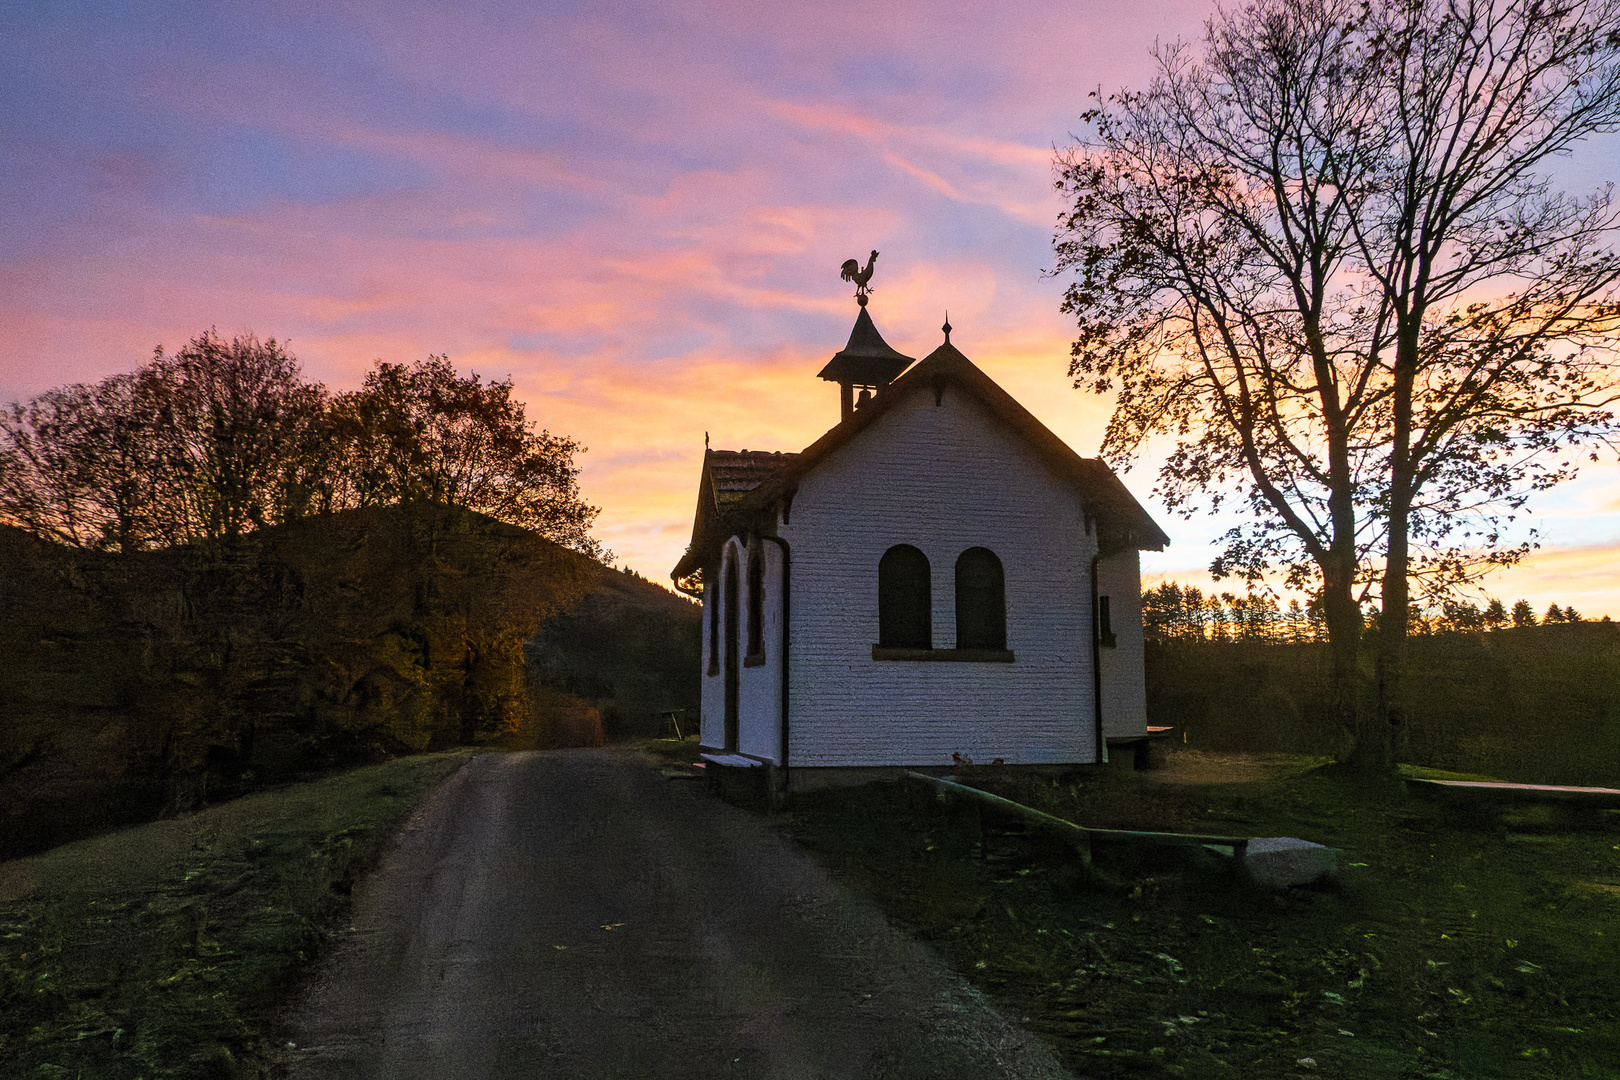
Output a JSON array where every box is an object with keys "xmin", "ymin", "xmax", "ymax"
[
  {"xmin": 704, "ymin": 431, "xmax": 709, "ymax": 448},
  {"xmin": 942, "ymin": 312, "xmax": 952, "ymax": 343},
  {"xmin": 840, "ymin": 249, "xmax": 879, "ymax": 303}
]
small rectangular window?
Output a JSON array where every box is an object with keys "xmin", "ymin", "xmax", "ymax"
[{"xmin": 1099, "ymin": 595, "xmax": 1117, "ymax": 648}]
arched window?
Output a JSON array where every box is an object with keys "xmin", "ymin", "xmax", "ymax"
[
  {"xmin": 955, "ymin": 547, "xmax": 1005, "ymax": 650},
  {"xmin": 879, "ymin": 544, "xmax": 931, "ymax": 648},
  {"xmin": 746, "ymin": 539, "xmax": 765, "ymax": 661}
]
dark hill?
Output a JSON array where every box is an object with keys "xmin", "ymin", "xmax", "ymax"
[
  {"xmin": 525, "ymin": 564, "xmax": 701, "ymax": 741},
  {"xmin": 0, "ymin": 503, "xmax": 699, "ymax": 858}
]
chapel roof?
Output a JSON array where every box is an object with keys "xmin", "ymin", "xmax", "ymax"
[
  {"xmin": 669, "ymin": 449, "xmax": 796, "ymax": 587},
  {"xmin": 743, "ymin": 339, "xmax": 1171, "ymax": 554},
  {"xmin": 709, "ymin": 449, "xmax": 798, "ymax": 510},
  {"xmin": 671, "ymin": 325, "xmax": 1169, "ymax": 585}
]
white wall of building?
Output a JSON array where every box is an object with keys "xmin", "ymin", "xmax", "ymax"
[
  {"xmin": 698, "ymin": 546, "xmax": 727, "ymax": 750},
  {"xmin": 779, "ymin": 386, "xmax": 1102, "ymax": 767},
  {"xmin": 699, "ymin": 537, "xmax": 787, "ymax": 761},
  {"xmin": 738, "ymin": 540, "xmax": 785, "ymax": 762},
  {"xmin": 1097, "ymin": 547, "xmax": 1149, "ymax": 739}
]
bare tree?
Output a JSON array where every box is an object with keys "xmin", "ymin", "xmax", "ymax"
[
  {"xmin": 0, "ymin": 385, "xmax": 106, "ymax": 549},
  {"xmin": 0, "ymin": 336, "xmax": 326, "ymax": 549},
  {"xmin": 1054, "ymin": 0, "xmax": 1620, "ymax": 768}
]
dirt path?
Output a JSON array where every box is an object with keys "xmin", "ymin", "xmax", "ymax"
[{"xmin": 280, "ymin": 749, "xmax": 1071, "ymax": 1080}]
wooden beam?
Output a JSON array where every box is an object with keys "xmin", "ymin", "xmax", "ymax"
[
  {"xmin": 1406, "ymin": 778, "xmax": 1620, "ymax": 808},
  {"xmin": 901, "ymin": 772, "xmax": 1250, "ymax": 860}
]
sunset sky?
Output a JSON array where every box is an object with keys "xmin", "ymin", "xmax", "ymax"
[{"xmin": 3, "ymin": 0, "xmax": 1618, "ymax": 615}]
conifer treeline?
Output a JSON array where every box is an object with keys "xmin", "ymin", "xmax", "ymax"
[
  {"xmin": 1142, "ymin": 581, "xmax": 1600, "ymax": 645},
  {"xmin": 0, "ymin": 332, "xmax": 606, "ymax": 558},
  {"xmin": 1142, "ymin": 583, "xmax": 1321, "ymax": 643}
]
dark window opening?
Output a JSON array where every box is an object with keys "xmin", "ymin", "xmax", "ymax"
[
  {"xmin": 879, "ymin": 544, "xmax": 931, "ymax": 649},
  {"xmin": 724, "ymin": 552, "xmax": 740, "ymax": 750},
  {"xmin": 955, "ymin": 547, "xmax": 1006, "ymax": 650},
  {"xmin": 707, "ymin": 570, "xmax": 720, "ymax": 676},
  {"xmin": 1098, "ymin": 594, "xmax": 1117, "ymax": 648},
  {"xmin": 746, "ymin": 541, "xmax": 765, "ymax": 661}
]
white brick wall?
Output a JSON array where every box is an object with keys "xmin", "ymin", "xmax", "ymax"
[
  {"xmin": 699, "ymin": 539, "xmax": 786, "ymax": 760},
  {"xmin": 1098, "ymin": 547, "xmax": 1149, "ymax": 739},
  {"xmin": 738, "ymin": 540, "xmax": 784, "ymax": 762},
  {"xmin": 778, "ymin": 386, "xmax": 1102, "ymax": 767},
  {"xmin": 698, "ymin": 546, "xmax": 726, "ymax": 749}
]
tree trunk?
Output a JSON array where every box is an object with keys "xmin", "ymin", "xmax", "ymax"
[
  {"xmin": 1363, "ymin": 459, "xmax": 1416, "ymax": 773},
  {"xmin": 1368, "ymin": 521, "xmax": 1410, "ymax": 771},
  {"xmin": 1353, "ymin": 322, "xmax": 1421, "ymax": 774},
  {"xmin": 1320, "ymin": 548, "xmax": 1363, "ymax": 758},
  {"xmin": 1317, "ymin": 369, "xmax": 1365, "ymax": 765}
]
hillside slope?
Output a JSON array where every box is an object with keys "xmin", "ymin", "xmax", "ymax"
[
  {"xmin": 0, "ymin": 503, "xmax": 696, "ymax": 858},
  {"xmin": 525, "ymin": 565, "xmax": 701, "ymax": 740}
]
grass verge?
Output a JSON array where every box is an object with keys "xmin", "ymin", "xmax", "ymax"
[
  {"xmin": 0, "ymin": 750, "xmax": 476, "ymax": 1079},
  {"xmin": 778, "ymin": 752, "xmax": 1620, "ymax": 1079}
]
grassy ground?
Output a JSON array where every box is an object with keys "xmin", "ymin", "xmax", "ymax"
[
  {"xmin": 775, "ymin": 751, "xmax": 1620, "ymax": 1079},
  {"xmin": 0, "ymin": 750, "xmax": 476, "ymax": 1080}
]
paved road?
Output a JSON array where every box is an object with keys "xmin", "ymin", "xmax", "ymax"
[{"xmin": 281, "ymin": 749, "xmax": 1072, "ymax": 1080}]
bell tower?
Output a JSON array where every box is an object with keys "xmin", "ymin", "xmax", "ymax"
[{"xmin": 818, "ymin": 250, "xmax": 914, "ymax": 421}]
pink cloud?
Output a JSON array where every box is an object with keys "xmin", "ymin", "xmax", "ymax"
[{"xmin": 6, "ymin": 0, "xmax": 1614, "ymax": 600}]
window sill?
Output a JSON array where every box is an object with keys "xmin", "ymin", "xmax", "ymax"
[
  {"xmin": 871, "ymin": 646, "xmax": 1015, "ymax": 663},
  {"xmin": 743, "ymin": 653, "xmax": 766, "ymax": 668}
]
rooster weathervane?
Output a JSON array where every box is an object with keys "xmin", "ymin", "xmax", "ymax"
[{"xmin": 841, "ymin": 250, "xmax": 878, "ymax": 305}]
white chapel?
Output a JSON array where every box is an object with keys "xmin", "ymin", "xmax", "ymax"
[{"xmin": 671, "ymin": 267, "xmax": 1168, "ymax": 792}]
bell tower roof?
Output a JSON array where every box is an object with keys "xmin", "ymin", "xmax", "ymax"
[{"xmin": 816, "ymin": 304, "xmax": 914, "ymax": 388}]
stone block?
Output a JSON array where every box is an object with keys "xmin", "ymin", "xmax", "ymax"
[{"xmin": 1245, "ymin": 837, "xmax": 1338, "ymax": 889}]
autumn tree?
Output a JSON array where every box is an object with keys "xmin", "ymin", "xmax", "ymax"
[
  {"xmin": 0, "ymin": 340, "xmax": 607, "ymax": 559},
  {"xmin": 0, "ymin": 333, "xmax": 328, "ymax": 548},
  {"xmin": 151, "ymin": 332, "xmax": 329, "ymax": 541},
  {"xmin": 0, "ymin": 372, "xmax": 177, "ymax": 551},
  {"xmin": 332, "ymin": 356, "xmax": 606, "ymax": 559},
  {"xmin": 1054, "ymin": 0, "xmax": 1620, "ymax": 769}
]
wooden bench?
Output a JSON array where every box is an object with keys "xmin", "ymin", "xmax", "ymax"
[
  {"xmin": 1106, "ymin": 726, "xmax": 1176, "ymax": 770},
  {"xmin": 1406, "ymin": 778, "xmax": 1620, "ymax": 809}
]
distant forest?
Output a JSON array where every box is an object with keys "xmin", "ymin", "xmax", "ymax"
[
  {"xmin": 1143, "ymin": 580, "xmax": 1601, "ymax": 645},
  {"xmin": 0, "ymin": 331, "xmax": 606, "ymax": 559}
]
